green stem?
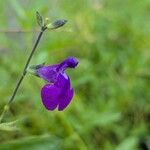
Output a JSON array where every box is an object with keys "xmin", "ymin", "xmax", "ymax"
[{"xmin": 0, "ymin": 26, "xmax": 47, "ymax": 123}]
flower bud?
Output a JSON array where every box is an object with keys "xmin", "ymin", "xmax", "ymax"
[{"xmin": 46, "ymin": 19, "xmax": 67, "ymax": 29}]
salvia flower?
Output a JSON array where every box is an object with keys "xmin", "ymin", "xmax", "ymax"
[{"xmin": 31, "ymin": 57, "xmax": 78, "ymax": 111}]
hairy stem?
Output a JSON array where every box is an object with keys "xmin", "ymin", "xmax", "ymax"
[{"xmin": 0, "ymin": 26, "xmax": 47, "ymax": 123}]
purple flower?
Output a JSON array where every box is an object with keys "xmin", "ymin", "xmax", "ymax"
[{"xmin": 32, "ymin": 57, "xmax": 78, "ymax": 111}]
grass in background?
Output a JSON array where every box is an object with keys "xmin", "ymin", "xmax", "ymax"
[{"xmin": 0, "ymin": 0, "xmax": 150, "ymax": 149}]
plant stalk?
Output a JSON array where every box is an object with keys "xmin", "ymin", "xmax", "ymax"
[{"xmin": 0, "ymin": 26, "xmax": 47, "ymax": 123}]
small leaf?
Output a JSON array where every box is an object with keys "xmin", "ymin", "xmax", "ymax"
[
  {"xmin": 36, "ymin": 11, "xmax": 44, "ymax": 27},
  {"xmin": 0, "ymin": 135, "xmax": 61, "ymax": 150},
  {"xmin": 0, "ymin": 120, "xmax": 20, "ymax": 131}
]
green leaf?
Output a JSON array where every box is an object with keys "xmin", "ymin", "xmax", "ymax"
[
  {"xmin": 116, "ymin": 137, "xmax": 138, "ymax": 150},
  {"xmin": 0, "ymin": 120, "xmax": 19, "ymax": 131},
  {"xmin": 0, "ymin": 135, "xmax": 61, "ymax": 150}
]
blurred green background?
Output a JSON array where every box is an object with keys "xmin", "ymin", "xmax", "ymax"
[{"xmin": 0, "ymin": 0, "xmax": 150, "ymax": 149}]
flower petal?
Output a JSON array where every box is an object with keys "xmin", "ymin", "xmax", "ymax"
[
  {"xmin": 58, "ymin": 88, "xmax": 74, "ymax": 111},
  {"xmin": 56, "ymin": 57, "xmax": 78, "ymax": 71},
  {"xmin": 37, "ymin": 64, "xmax": 59, "ymax": 83},
  {"xmin": 54, "ymin": 73, "xmax": 74, "ymax": 111},
  {"xmin": 35, "ymin": 57, "xmax": 78, "ymax": 83},
  {"xmin": 55, "ymin": 73, "xmax": 70, "ymax": 89},
  {"xmin": 41, "ymin": 84, "xmax": 61, "ymax": 110}
]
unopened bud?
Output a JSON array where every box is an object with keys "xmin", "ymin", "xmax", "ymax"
[{"xmin": 46, "ymin": 19, "xmax": 67, "ymax": 29}]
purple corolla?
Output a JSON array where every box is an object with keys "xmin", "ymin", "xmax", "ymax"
[{"xmin": 32, "ymin": 57, "xmax": 78, "ymax": 111}]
